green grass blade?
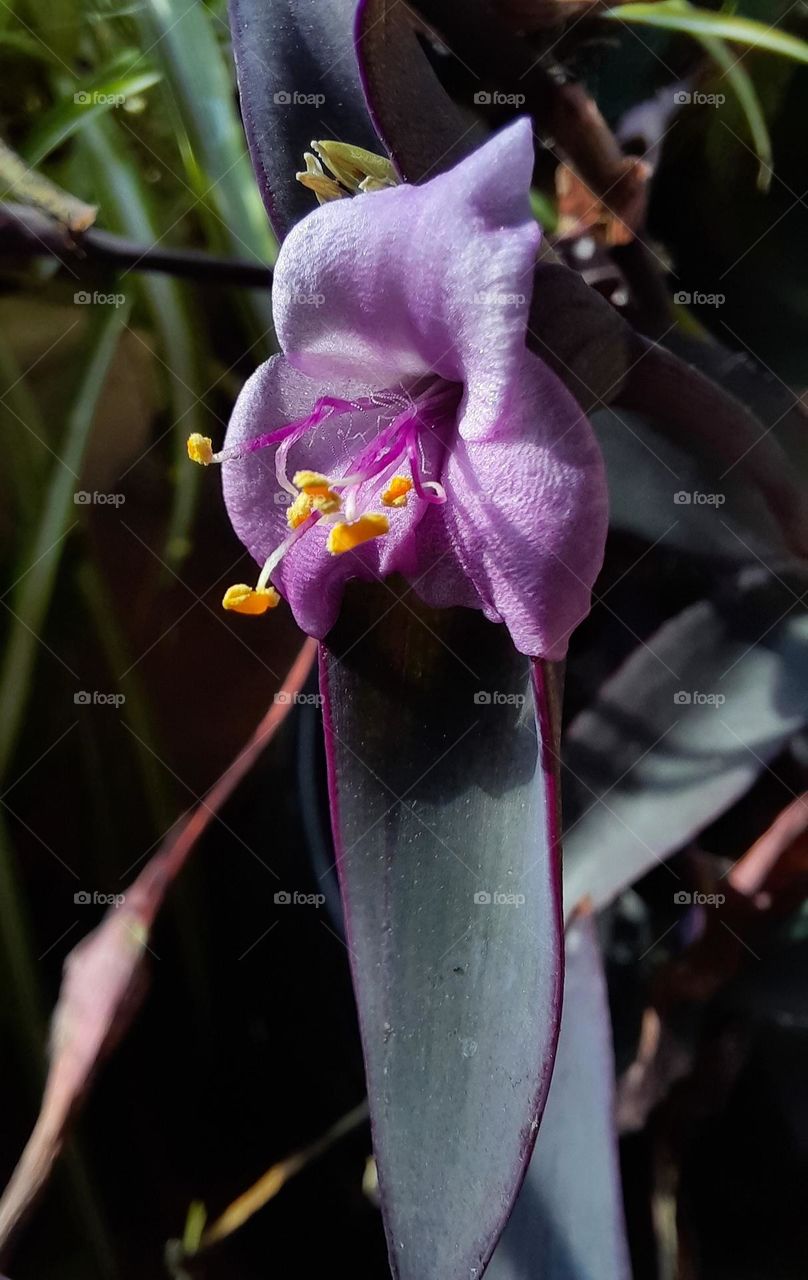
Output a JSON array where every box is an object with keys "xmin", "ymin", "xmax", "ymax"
[
  {"xmin": 76, "ymin": 562, "xmax": 175, "ymax": 833},
  {"xmin": 0, "ymin": 298, "xmax": 132, "ymax": 782},
  {"xmin": 18, "ymin": 0, "xmax": 81, "ymax": 63},
  {"xmin": 79, "ymin": 116, "xmax": 205, "ymax": 568},
  {"xmin": 697, "ymin": 31, "xmax": 773, "ymax": 190},
  {"xmin": 0, "ymin": 29, "xmax": 63, "ymax": 63},
  {"xmin": 22, "ymin": 69, "xmax": 163, "ymax": 166},
  {"xmin": 530, "ymin": 188, "xmax": 559, "ymax": 233},
  {"xmin": 604, "ymin": 1, "xmax": 808, "ymax": 63},
  {"xmin": 137, "ymin": 0, "xmax": 277, "ymax": 269},
  {"xmin": 0, "ymin": 333, "xmax": 47, "ymax": 517}
]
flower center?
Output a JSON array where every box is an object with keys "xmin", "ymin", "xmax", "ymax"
[{"xmin": 188, "ymin": 378, "xmax": 460, "ymax": 615}]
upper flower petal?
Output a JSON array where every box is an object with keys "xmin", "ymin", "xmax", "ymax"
[{"xmin": 273, "ymin": 118, "xmax": 539, "ymax": 425}]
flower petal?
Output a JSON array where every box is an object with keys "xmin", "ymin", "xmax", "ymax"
[
  {"xmin": 413, "ymin": 351, "xmax": 608, "ymax": 659},
  {"xmin": 223, "ymin": 350, "xmax": 606, "ymax": 657},
  {"xmin": 223, "ymin": 121, "xmax": 606, "ymax": 657},
  {"xmin": 221, "ymin": 356, "xmax": 452, "ymax": 636},
  {"xmin": 273, "ymin": 118, "xmax": 539, "ymax": 422}
]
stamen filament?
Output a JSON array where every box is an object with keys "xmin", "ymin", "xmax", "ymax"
[
  {"xmin": 191, "ymin": 395, "xmax": 379, "ymax": 468},
  {"xmin": 406, "ymin": 426, "xmax": 447, "ymax": 504},
  {"xmin": 256, "ymin": 512, "xmax": 321, "ymax": 589},
  {"xmin": 205, "ymin": 378, "xmax": 459, "ymax": 620}
]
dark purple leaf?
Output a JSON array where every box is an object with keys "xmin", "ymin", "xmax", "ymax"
[
  {"xmin": 563, "ymin": 565, "xmax": 808, "ymax": 914},
  {"xmin": 228, "ymin": 0, "xmax": 378, "ymax": 237},
  {"xmin": 319, "ymin": 581, "xmax": 563, "ymax": 1280},
  {"xmin": 616, "ymin": 339, "xmax": 808, "ymax": 559},
  {"xmin": 591, "ymin": 329, "xmax": 808, "ymax": 565},
  {"xmin": 354, "ymin": 0, "xmax": 808, "ymax": 554},
  {"xmin": 488, "ymin": 912, "xmax": 631, "ymax": 1280},
  {"xmin": 414, "ymin": 0, "xmax": 649, "ymax": 233},
  {"xmin": 592, "ymin": 405, "xmax": 786, "ymax": 565},
  {"xmin": 354, "ymin": 1, "xmax": 636, "ymax": 410},
  {"xmin": 355, "ymin": 0, "xmax": 484, "ymax": 182}
]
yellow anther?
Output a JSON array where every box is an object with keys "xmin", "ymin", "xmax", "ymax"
[
  {"xmin": 287, "ymin": 491, "xmax": 314, "ymax": 529},
  {"xmin": 187, "ymin": 433, "xmax": 213, "ymax": 465},
  {"xmin": 222, "ymin": 583, "xmax": 280, "ymax": 616},
  {"xmin": 293, "ymin": 470, "xmax": 332, "ymax": 494},
  {"xmin": 311, "ymin": 490, "xmax": 341, "ymax": 516},
  {"xmin": 287, "ymin": 477, "xmax": 342, "ymax": 528},
  {"xmin": 382, "ymin": 475, "xmax": 413, "ymax": 508},
  {"xmin": 327, "ymin": 513, "xmax": 389, "ymax": 556}
]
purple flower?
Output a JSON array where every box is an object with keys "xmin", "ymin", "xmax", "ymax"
[{"xmin": 192, "ymin": 119, "xmax": 607, "ymax": 659}]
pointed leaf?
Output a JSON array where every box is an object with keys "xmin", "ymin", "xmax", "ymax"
[
  {"xmin": 591, "ymin": 405, "xmax": 786, "ymax": 564},
  {"xmin": 604, "ymin": 3, "xmax": 808, "ymax": 65},
  {"xmin": 354, "ymin": 1, "xmax": 635, "ymax": 408},
  {"xmin": 693, "ymin": 32, "xmax": 772, "ymax": 191},
  {"xmin": 488, "ymin": 913, "xmax": 631, "ymax": 1280},
  {"xmin": 0, "ymin": 300, "xmax": 131, "ymax": 782},
  {"xmin": 563, "ymin": 565, "xmax": 808, "ymax": 914},
  {"xmin": 21, "ymin": 65, "xmax": 162, "ymax": 167},
  {"xmin": 597, "ymin": 331, "xmax": 808, "ymax": 563},
  {"xmin": 616, "ymin": 339, "xmax": 808, "ymax": 558},
  {"xmin": 355, "ymin": 0, "xmax": 480, "ymax": 182},
  {"xmin": 138, "ymin": 0, "xmax": 276, "ymax": 268},
  {"xmin": 320, "ymin": 582, "xmax": 563, "ymax": 1280}
]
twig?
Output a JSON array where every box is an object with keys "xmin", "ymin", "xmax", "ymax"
[
  {"xmin": 0, "ymin": 139, "xmax": 96, "ymax": 231},
  {"xmin": 0, "ymin": 203, "xmax": 271, "ymax": 288}
]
